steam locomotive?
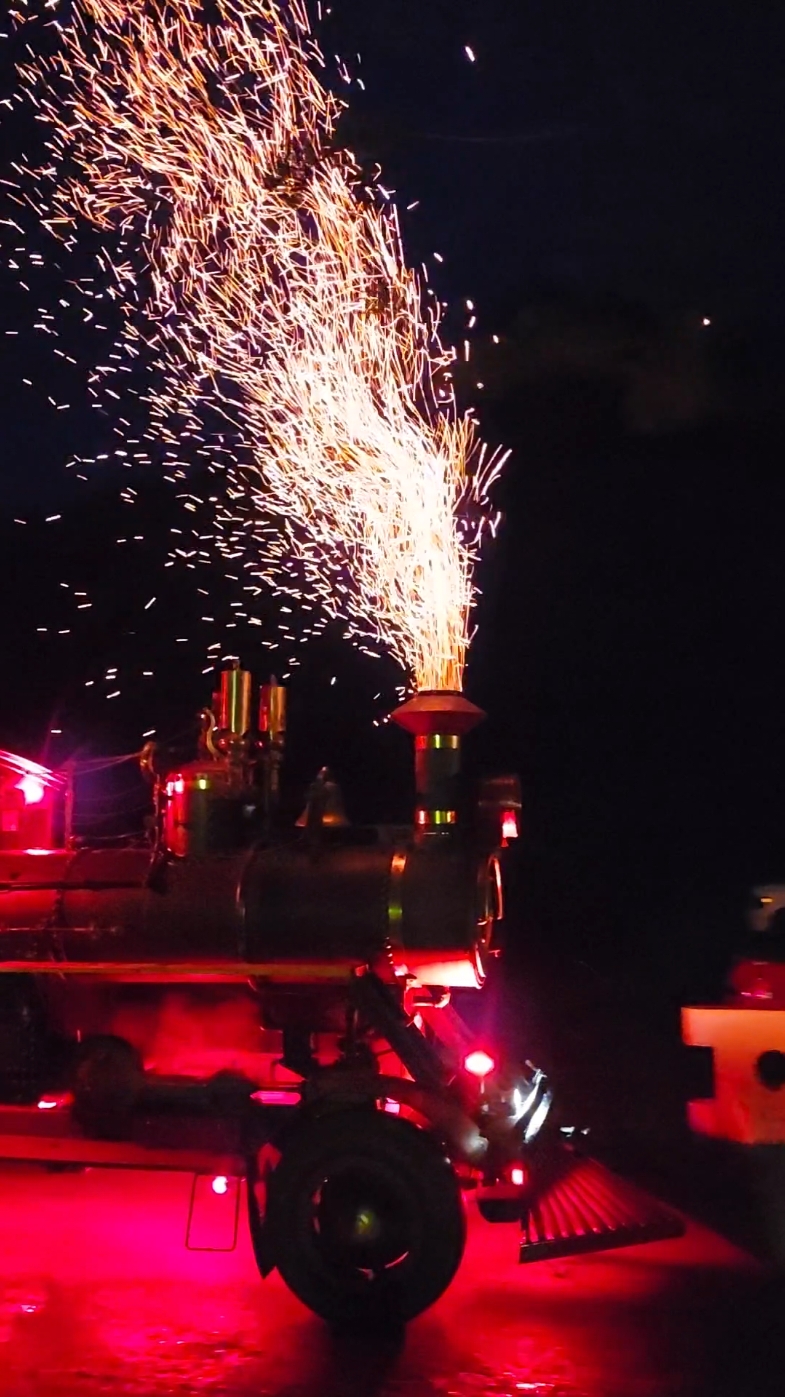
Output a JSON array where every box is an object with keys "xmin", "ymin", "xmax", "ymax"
[{"xmin": 0, "ymin": 667, "xmax": 680, "ymax": 1323}]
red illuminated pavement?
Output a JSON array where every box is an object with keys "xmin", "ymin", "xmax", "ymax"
[{"xmin": 0, "ymin": 1162, "xmax": 777, "ymax": 1397}]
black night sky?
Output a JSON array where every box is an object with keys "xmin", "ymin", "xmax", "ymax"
[
  {"xmin": 329, "ymin": 0, "xmax": 785, "ymax": 325},
  {"xmin": 2, "ymin": 0, "xmax": 785, "ymax": 1004}
]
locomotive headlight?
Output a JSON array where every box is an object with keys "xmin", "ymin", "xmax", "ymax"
[
  {"xmin": 511, "ymin": 1069, "xmax": 543, "ymax": 1124},
  {"xmin": 509, "ymin": 1069, "xmax": 552, "ymax": 1142},
  {"xmin": 523, "ymin": 1092, "xmax": 552, "ymax": 1143}
]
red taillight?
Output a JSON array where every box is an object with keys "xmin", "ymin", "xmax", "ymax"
[
  {"xmin": 211, "ymin": 1175, "xmax": 229, "ymax": 1195},
  {"xmin": 464, "ymin": 1049, "xmax": 495, "ymax": 1078},
  {"xmin": 746, "ymin": 978, "xmax": 774, "ymax": 1001},
  {"xmin": 510, "ymin": 1165, "xmax": 526, "ymax": 1187},
  {"xmin": 16, "ymin": 774, "xmax": 46, "ymax": 805},
  {"xmin": 501, "ymin": 809, "xmax": 519, "ymax": 841},
  {"xmin": 36, "ymin": 1091, "xmax": 71, "ymax": 1110}
]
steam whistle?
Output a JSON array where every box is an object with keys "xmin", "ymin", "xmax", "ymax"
[
  {"xmin": 259, "ymin": 679, "xmax": 287, "ymax": 747},
  {"xmin": 392, "ymin": 690, "xmax": 485, "ymax": 838},
  {"xmin": 213, "ymin": 661, "xmax": 254, "ymax": 778}
]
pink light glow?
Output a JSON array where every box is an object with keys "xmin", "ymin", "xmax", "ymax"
[
  {"xmin": 250, "ymin": 1090, "xmax": 300, "ymax": 1107},
  {"xmin": 16, "ymin": 774, "xmax": 46, "ymax": 805},
  {"xmin": 0, "ymin": 749, "xmax": 55, "ymax": 781},
  {"xmin": 464, "ymin": 1049, "xmax": 495, "ymax": 1079},
  {"xmin": 36, "ymin": 1092, "xmax": 71, "ymax": 1110},
  {"xmin": 211, "ymin": 1176, "xmax": 229, "ymax": 1195},
  {"xmin": 0, "ymin": 1161, "xmax": 747, "ymax": 1393},
  {"xmin": 510, "ymin": 1166, "xmax": 526, "ymax": 1187}
]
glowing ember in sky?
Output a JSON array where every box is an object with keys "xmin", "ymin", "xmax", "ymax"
[{"xmin": 10, "ymin": 0, "xmax": 508, "ymax": 692}]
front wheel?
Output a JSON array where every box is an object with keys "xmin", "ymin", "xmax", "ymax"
[{"xmin": 252, "ymin": 1110, "xmax": 466, "ymax": 1325}]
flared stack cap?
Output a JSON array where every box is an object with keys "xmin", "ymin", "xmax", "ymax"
[{"xmin": 391, "ymin": 690, "xmax": 486, "ymax": 737}]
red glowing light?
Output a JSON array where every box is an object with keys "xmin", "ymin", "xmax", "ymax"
[
  {"xmin": 501, "ymin": 809, "xmax": 518, "ymax": 841},
  {"xmin": 464, "ymin": 1050, "xmax": 495, "ymax": 1078},
  {"xmin": 16, "ymin": 774, "xmax": 46, "ymax": 805},
  {"xmin": 742, "ymin": 977, "xmax": 774, "ymax": 1002},
  {"xmin": 250, "ymin": 1089, "xmax": 299, "ymax": 1107},
  {"xmin": 211, "ymin": 1175, "xmax": 229, "ymax": 1195},
  {"xmin": 36, "ymin": 1092, "xmax": 72, "ymax": 1110},
  {"xmin": 510, "ymin": 1166, "xmax": 526, "ymax": 1187}
]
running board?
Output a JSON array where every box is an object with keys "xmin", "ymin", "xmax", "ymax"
[
  {"xmin": 520, "ymin": 1155, "xmax": 684, "ymax": 1263},
  {"xmin": 0, "ymin": 1103, "xmax": 246, "ymax": 1175}
]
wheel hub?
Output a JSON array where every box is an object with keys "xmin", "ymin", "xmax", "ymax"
[{"xmin": 315, "ymin": 1170, "xmax": 410, "ymax": 1272}]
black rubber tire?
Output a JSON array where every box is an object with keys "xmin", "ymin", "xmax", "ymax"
[
  {"xmin": 71, "ymin": 1035, "xmax": 143, "ymax": 1140},
  {"xmin": 262, "ymin": 1110, "xmax": 466, "ymax": 1326}
]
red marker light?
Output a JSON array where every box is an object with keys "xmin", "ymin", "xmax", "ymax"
[
  {"xmin": 16, "ymin": 774, "xmax": 46, "ymax": 805},
  {"xmin": 501, "ymin": 809, "xmax": 519, "ymax": 841},
  {"xmin": 464, "ymin": 1049, "xmax": 495, "ymax": 1078},
  {"xmin": 510, "ymin": 1166, "xmax": 526, "ymax": 1187},
  {"xmin": 211, "ymin": 1175, "xmax": 229, "ymax": 1195}
]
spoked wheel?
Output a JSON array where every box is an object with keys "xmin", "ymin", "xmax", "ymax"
[
  {"xmin": 71, "ymin": 1035, "xmax": 143, "ymax": 1140},
  {"xmin": 255, "ymin": 1110, "xmax": 466, "ymax": 1325}
]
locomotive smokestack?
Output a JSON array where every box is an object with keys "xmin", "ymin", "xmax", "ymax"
[{"xmin": 392, "ymin": 691, "xmax": 485, "ymax": 835}]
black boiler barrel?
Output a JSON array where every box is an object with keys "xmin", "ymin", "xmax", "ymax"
[
  {"xmin": 241, "ymin": 840, "xmax": 490, "ymax": 965},
  {"xmin": 0, "ymin": 840, "xmax": 496, "ymax": 987}
]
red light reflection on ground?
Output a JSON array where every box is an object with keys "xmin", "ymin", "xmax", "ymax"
[{"xmin": 0, "ymin": 1163, "xmax": 767, "ymax": 1396}]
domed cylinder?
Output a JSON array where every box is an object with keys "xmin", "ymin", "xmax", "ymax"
[{"xmin": 219, "ymin": 664, "xmax": 252, "ymax": 736}]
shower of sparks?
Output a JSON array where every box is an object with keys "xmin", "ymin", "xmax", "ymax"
[{"xmin": 5, "ymin": 0, "xmax": 508, "ymax": 693}]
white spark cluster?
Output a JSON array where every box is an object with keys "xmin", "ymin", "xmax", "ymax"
[{"xmin": 7, "ymin": 0, "xmax": 508, "ymax": 692}]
